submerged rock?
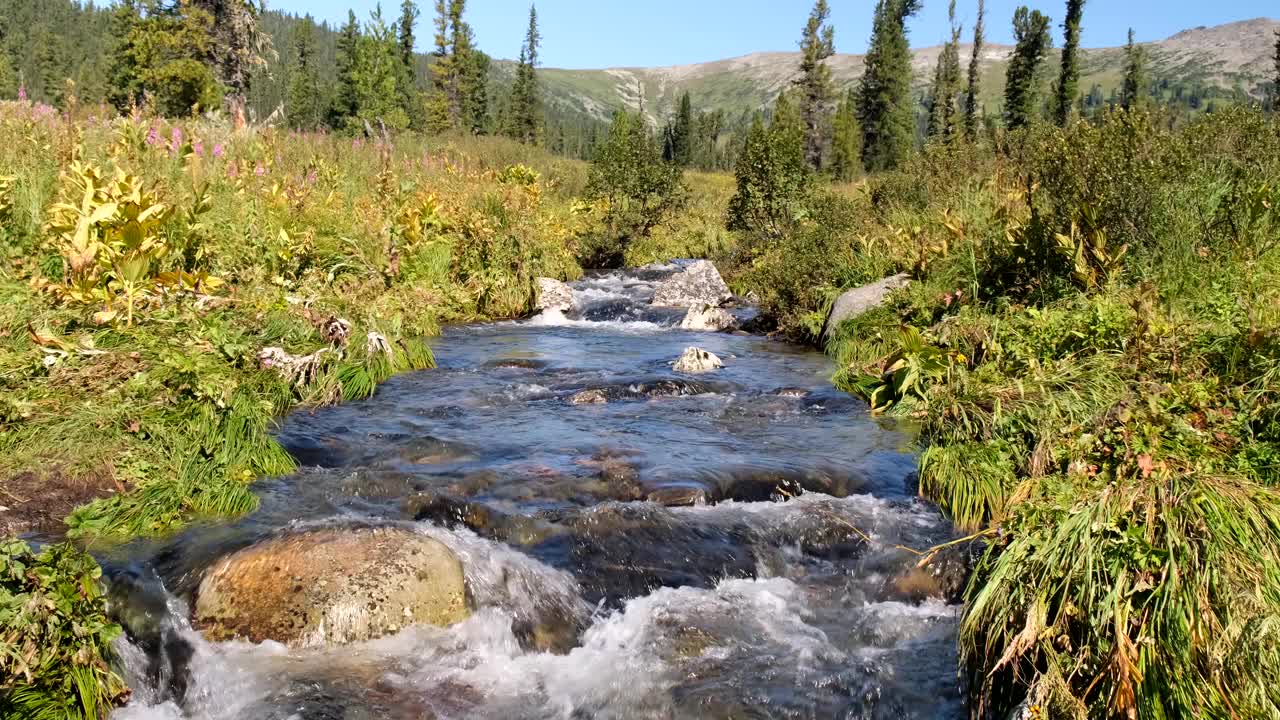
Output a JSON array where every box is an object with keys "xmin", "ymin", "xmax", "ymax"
[
  {"xmin": 535, "ymin": 277, "xmax": 575, "ymax": 313},
  {"xmin": 680, "ymin": 305, "xmax": 737, "ymax": 332},
  {"xmin": 193, "ymin": 526, "xmax": 469, "ymax": 647},
  {"xmin": 673, "ymin": 347, "xmax": 724, "ymax": 374},
  {"xmin": 651, "ymin": 260, "xmax": 732, "ymax": 308},
  {"xmin": 566, "ymin": 378, "xmax": 724, "ymax": 404},
  {"xmin": 822, "ymin": 273, "xmax": 911, "ymax": 341},
  {"xmin": 647, "ymin": 485, "xmax": 708, "ymax": 507},
  {"xmin": 881, "ymin": 542, "xmax": 982, "ymax": 604}
]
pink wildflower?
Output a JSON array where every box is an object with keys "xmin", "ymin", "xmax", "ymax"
[
  {"xmin": 146, "ymin": 126, "xmax": 161, "ymax": 146},
  {"xmin": 254, "ymin": 164, "xmax": 266, "ymax": 177},
  {"xmin": 212, "ymin": 143, "xmax": 224, "ymax": 158},
  {"xmin": 17, "ymin": 85, "xmax": 26, "ymax": 102}
]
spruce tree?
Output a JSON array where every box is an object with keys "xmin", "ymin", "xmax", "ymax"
[
  {"xmin": 424, "ymin": 0, "xmax": 488, "ymax": 133},
  {"xmin": 1120, "ymin": 28, "xmax": 1146, "ymax": 111},
  {"xmin": 1054, "ymin": 0, "xmax": 1085, "ymax": 125},
  {"xmin": 727, "ymin": 92, "xmax": 812, "ymax": 243},
  {"xmin": 794, "ymin": 0, "xmax": 835, "ymax": 170},
  {"xmin": 963, "ymin": 0, "xmax": 986, "ymax": 138},
  {"xmin": 830, "ymin": 89, "xmax": 861, "ymax": 181},
  {"xmin": 664, "ymin": 92, "xmax": 694, "ymax": 166},
  {"xmin": 425, "ymin": 0, "xmax": 452, "ymax": 132},
  {"xmin": 397, "ymin": 0, "xmax": 420, "ymax": 123},
  {"xmin": 331, "ymin": 11, "xmax": 361, "ymax": 128},
  {"xmin": 1271, "ymin": 29, "xmax": 1278, "ymax": 112},
  {"xmin": 506, "ymin": 4, "xmax": 541, "ymax": 144},
  {"xmin": 926, "ymin": 0, "xmax": 963, "ymax": 143},
  {"xmin": 352, "ymin": 4, "xmax": 410, "ymax": 131},
  {"xmin": 286, "ymin": 16, "xmax": 322, "ymax": 130},
  {"xmin": 1002, "ymin": 6, "xmax": 1052, "ymax": 130},
  {"xmin": 188, "ymin": 0, "xmax": 273, "ymax": 119},
  {"xmin": 857, "ymin": 0, "xmax": 922, "ymax": 172}
]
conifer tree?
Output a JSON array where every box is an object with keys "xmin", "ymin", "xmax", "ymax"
[
  {"xmin": 830, "ymin": 89, "xmax": 861, "ymax": 181},
  {"xmin": 425, "ymin": 0, "xmax": 488, "ymax": 133},
  {"xmin": 1274, "ymin": 30, "xmax": 1280, "ymax": 112},
  {"xmin": 926, "ymin": 0, "xmax": 963, "ymax": 142},
  {"xmin": 425, "ymin": 0, "xmax": 452, "ymax": 132},
  {"xmin": 663, "ymin": 92, "xmax": 694, "ymax": 166},
  {"xmin": 506, "ymin": 4, "xmax": 541, "ymax": 144},
  {"xmin": 1274, "ymin": 30, "xmax": 1280, "ymax": 113},
  {"xmin": 353, "ymin": 4, "xmax": 410, "ymax": 131},
  {"xmin": 106, "ymin": 1, "xmax": 222, "ymax": 116},
  {"xmin": 1054, "ymin": 0, "xmax": 1085, "ymax": 125},
  {"xmin": 188, "ymin": 0, "xmax": 273, "ymax": 119},
  {"xmin": 330, "ymin": 10, "xmax": 361, "ymax": 127},
  {"xmin": 286, "ymin": 16, "xmax": 322, "ymax": 129},
  {"xmin": 397, "ymin": 0, "xmax": 420, "ymax": 122},
  {"xmin": 727, "ymin": 92, "xmax": 812, "ymax": 242},
  {"xmin": 795, "ymin": 0, "xmax": 835, "ymax": 170},
  {"xmin": 963, "ymin": 0, "xmax": 986, "ymax": 138},
  {"xmin": 1120, "ymin": 28, "xmax": 1146, "ymax": 111},
  {"xmin": 1003, "ymin": 6, "xmax": 1052, "ymax": 130},
  {"xmin": 857, "ymin": 0, "xmax": 922, "ymax": 172}
]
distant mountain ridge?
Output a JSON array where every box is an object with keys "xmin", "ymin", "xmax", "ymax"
[{"xmin": 526, "ymin": 17, "xmax": 1280, "ymax": 124}]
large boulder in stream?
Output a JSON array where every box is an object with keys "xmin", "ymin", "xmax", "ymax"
[
  {"xmin": 193, "ymin": 526, "xmax": 469, "ymax": 647},
  {"xmin": 822, "ymin": 273, "xmax": 911, "ymax": 341},
  {"xmin": 535, "ymin": 277, "xmax": 575, "ymax": 313},
  {"xmin": 651, "ymin": 260, "xmax": 732, "ymax": 308}
]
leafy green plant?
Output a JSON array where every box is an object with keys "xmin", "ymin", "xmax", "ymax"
[
  {"xmin": 0, "ymin": 540, "xmax": 126, "ymax": 720},
  {"xmin": 853, "ymin": 326, "xmax": 955, "ymax": 411},
  {"xmin": 1054, "ymin": 204, "xmax": 1129, "ymax": 290}
]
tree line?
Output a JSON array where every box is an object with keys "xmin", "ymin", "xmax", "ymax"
[{"xmin": 1, "ymin": 0, "xmax": 1277, "ymax": 168}]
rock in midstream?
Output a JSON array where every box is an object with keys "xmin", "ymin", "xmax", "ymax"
[
  {"xmin": 535, "ymin": 277, "xmax": 575, "ymax": 313},
  {"xmin": 565, "ymin": 378, "xmax": 726, "ymax": 404},
  {"xmin": 193, "ymin": 526, "xmax": 469, "ymax": 647},
  {"xmin": 651, "ymin": 260, "xmax": 733, "ymax": 308},
  {"xmin": 680, "ymin": 305, "xmax": 737, "ymax": 332},
  {"xmin": 673, "ymin": 346, "xmax": 724, "ymax": 373}
]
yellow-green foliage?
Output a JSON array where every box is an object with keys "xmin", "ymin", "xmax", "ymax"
[{"xmin": 0, "ymin": 103, "xmax": 588, "ymax": 542}]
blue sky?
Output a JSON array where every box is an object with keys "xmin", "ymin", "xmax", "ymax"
[{"xmin": 270, "ymin": 0, "xmax": 1277, "ymax": 69}]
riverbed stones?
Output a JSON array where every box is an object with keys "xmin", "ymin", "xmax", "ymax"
[
  {"xmin": 535, "ymin": 277, "xmax": 575, "ymax": 313},
  {"xmin": 651, "ymin": 260, "xmax": 732, "ymax": 308},
  {"xmin": 821, "ymin": 273, "xmax": 911, "ymax": 341},
  {"xmin": 680, "ymin": 305, "xmax": 737, "ymax": 332},
  {"xmin": 193, "ymin": 526, "xmax": 469, "ymax": 647},
  {"xmin": 673, "ymin": 347, "xmax": 724, "ymax": 373}
]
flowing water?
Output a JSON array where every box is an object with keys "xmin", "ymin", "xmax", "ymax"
[{"xmin": 104, "ymin": 263, "xmax": 965, "ymax": 720}]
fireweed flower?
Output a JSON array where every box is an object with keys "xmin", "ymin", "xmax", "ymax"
[
  {"xmin": 170, "ymin": 127, "xmax": 184, "ymax": 153},
  {"xmin": 254, "ymin": 164, "xmax": 267, "ymax": 177},
  {"xmin": 212, "ymin": 143, "xmax": 225, "ymax": 158},
  {"xmin": 146, "ymin": 126, "xmax": 160, "ymax": 146},
  {"xmin": 192, "ymin": 139, "xmax": 205, "ymax": 157},
  {"xmin": 17, "ymin": 85, "xmax": 26, "ymax": 102}
]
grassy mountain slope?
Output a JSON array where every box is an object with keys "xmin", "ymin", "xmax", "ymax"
[{"xmin": 531, "ymin": 17, "xmax": 1279, "ymax": 123}]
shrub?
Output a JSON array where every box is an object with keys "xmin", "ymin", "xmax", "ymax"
[
  {"xmin": 726, "ymin": 96, "xmax": 814, "ymax": 247},
  {"xmin": 581, "ymin": 111, "xmax": 686, "ymax": 268}
]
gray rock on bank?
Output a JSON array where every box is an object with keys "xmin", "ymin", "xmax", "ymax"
[
  {"xmin": 821, "ymin": 273, "xmax": 911, "ymax": 341},
  {"xmin": 193, "ymin": 526, "xmax": 469, "ymax": 647},
  {"xmin": 651, "ymin": 260, "xmax": 732, "ymax": 308},
  {"xmin": 535, "ymin": 277, "xmax": 576, "ymax": 313},
  {"xmin": 680, "ymin": 305, "xmax": 737, "ymax": 332},
  {"xmin": 673, "ymin": 347, "xmax": 724, "ymax": 373}
]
